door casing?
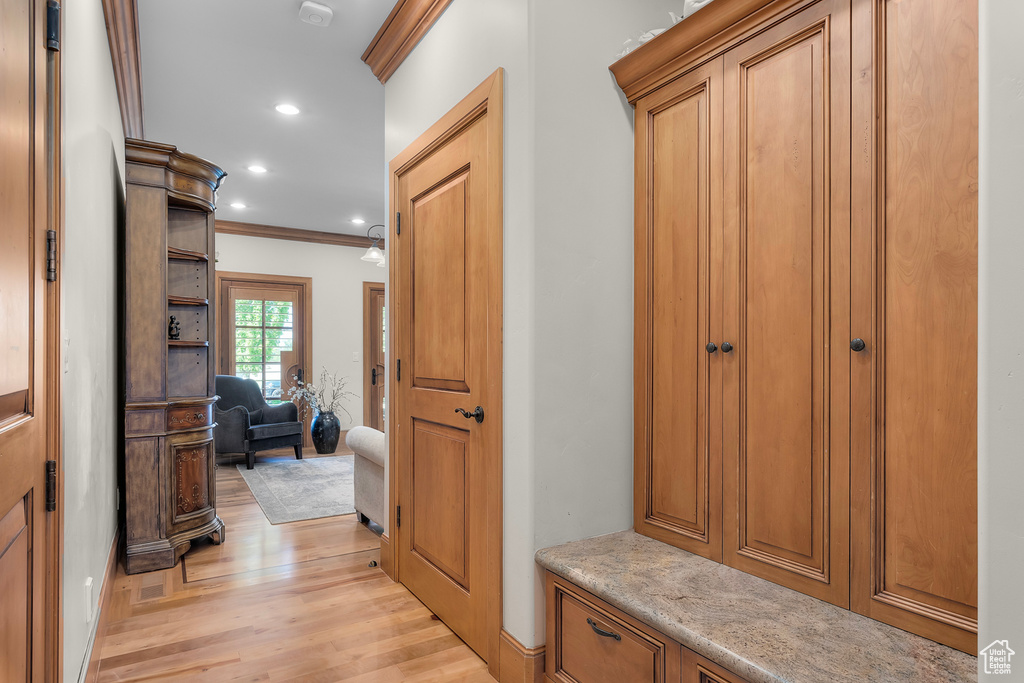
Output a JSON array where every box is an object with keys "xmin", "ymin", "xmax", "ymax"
[{"xmin": 362, "ymin": 281, "xmax": 386, "ymax": 431}]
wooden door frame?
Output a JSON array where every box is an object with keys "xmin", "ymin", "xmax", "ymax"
[
  {"xmin": 387, "ymin": 69, "xmax": 503, "ymax": 675},
  {"xmin": 214, "ymin": 271, "xmax": 314, "ymax": 442},
  {"xmin": 362, "ymin": 281, "xmax": 385, "ymax": 428},
  {"xmin": 46, "ymin": 0, "xmax": 65, "ymax": 677}
]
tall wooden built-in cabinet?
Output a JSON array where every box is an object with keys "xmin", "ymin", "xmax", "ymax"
[
  {"xmin": 616, "ymin": 0, "xmax": 977, "ymax": 654},
  {"xmin": 122, "ymin": 139, "xmax": 227, "ymax": 574}
]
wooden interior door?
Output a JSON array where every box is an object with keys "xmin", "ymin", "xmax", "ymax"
[
  {"xmin": 634, "ymin": 58, "xmax": 724, "ymax": 562},
  {"xmin": 0, "ymin": 0, "xmax": 53, "ymax": 679},
  {"xmin": 392, "ymin": 71, "xmax": 503, "ymax": 670},
  {"xmin": 850, "ymin": 0, "xmax": 978, "ymax": 653},
  {"xmin": 363, "ymin": 282, "xmax": 386, "ymax": 431},
  {"xmin": 721, "ymin": 0, "xmax": 851, "ymax": 606}
]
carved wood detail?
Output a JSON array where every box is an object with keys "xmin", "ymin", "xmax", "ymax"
[
  {"xmin": 174, "ymin": 443, "xmax": 210, "ymax": 517},
  {"xmin": 167, "ymin": 404, "xmax": 212, "ymax": 431}
]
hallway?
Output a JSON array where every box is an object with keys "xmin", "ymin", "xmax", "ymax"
[{"xmin": 90, "ymin": 452, "xmax": 490, "ymax": 681}]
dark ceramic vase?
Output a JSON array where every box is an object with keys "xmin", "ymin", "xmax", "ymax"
[{"xmin": 311, "ymin": 410, "xmax": 341, "ymax": 454}]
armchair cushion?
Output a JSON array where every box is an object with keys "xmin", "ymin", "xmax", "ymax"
[
  {"xmin": 247, "ymin": 421, "xmax": 303, "ymax": 441},
  {"xmin": 262, "ymin": 401, "xmax": 298, "ymax": 424},
  {"xmin": 248, "ymin": 408, "xmax": 264, "ymax": 425}
]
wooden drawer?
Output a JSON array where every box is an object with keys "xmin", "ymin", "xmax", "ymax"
[
  {"xmin": 683, "ymin": 648, "xmax": 750, "ymax": 683},
  {"xmin": 546, "ymin": 573, "xmax": 680, "ymax": 683}
]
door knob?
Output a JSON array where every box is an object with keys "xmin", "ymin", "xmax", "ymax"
[
  {"xmin": 456, "ymin": 406, "xmax": 485, "ymax": 424},
  {"xmin": 851, "ymin": 338, "xmax": 867, "ymax": 352},
  {"xmin": 371, "ymin": 367, "xmax": 378, "ymax": 386},
  {"xmin": 721, "ymin": 342, "xmax": 734, "ymax": 353},
  {"xmin": 706, "ymin": 342, "xmax": 717, "ymax": 353}
]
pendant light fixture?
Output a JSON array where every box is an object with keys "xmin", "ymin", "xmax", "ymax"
[{"xmin": 360, "ymin": 224, "xmax": 386, "ymax": 266}]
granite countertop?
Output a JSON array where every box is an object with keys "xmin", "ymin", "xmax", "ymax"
[{"xmin": 535, "ymin": 531, "xmax": 976, "ymax": 683}]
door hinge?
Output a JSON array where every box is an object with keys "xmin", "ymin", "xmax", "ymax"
[
  {"xmin": 396, "ymin": 212, "xmax": 401, "ymax": 236},
  {"xmin": 46, "ymin": 230, "xmax": 57, "ymax": 282},
  {"xmin": 396, "ymin": 359, "xmax": 401, "ymax": 382},
  {"xmin": 46, "ymin": 460, "xmax": 57, "ymax": 512},
  {"xmin": 396, "ymin": 505, "xmax": 401, "ymax": 528},
  {"xmin": 46, "ymin": 0, "xmax": 61, "ymax": 51}
]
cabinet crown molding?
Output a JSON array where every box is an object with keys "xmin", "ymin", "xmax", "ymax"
[
  {"xmin": 610, "ymin": 0, "xmax": 797, "ymax": 103},
  {"xmin": 125, "ymin": 138, "xmax": 227, "ymax": 211}
]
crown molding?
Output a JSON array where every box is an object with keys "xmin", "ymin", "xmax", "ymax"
[
  {"xmin": 216, "ymin": 220, "xmax": 377, "ymax": 249},
  {"xmin": 361, "ymin": 0, "xmax": 454, "ymax": 84},
  {"xmin": 101, "ymin": 0, "xmax": 145, "ymax": 139},
  {"xmin": 609, "ymin": 0, "xmax": 781, "ymax": 103}
]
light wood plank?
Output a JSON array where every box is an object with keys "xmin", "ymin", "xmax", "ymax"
[{"xmin": 91, "ymin": 453, "xmax": 489, "ymax": 682}]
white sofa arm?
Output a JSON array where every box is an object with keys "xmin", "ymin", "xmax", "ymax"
[{"xmin": 346, "ymin": 426, "xmax": 385, "ymax": 467}]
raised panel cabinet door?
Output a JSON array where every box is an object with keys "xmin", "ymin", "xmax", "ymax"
[
  {"xmin": 850, "ymin": 0, "xmax": 978, "ymax": 654},
  {"xmin": 635, "ymin": 58, "xmax": 724, "ymax": 561},
  {"xmin": 722, "ymin": 0, "xmax": 852, "ymax": 605}
]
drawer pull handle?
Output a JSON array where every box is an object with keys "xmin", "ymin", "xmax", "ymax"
[{"xmin": 587, "ymin": 617, "xmax": 621, "ymax": 641}]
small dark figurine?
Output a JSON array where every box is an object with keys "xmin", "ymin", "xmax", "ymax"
[{"xmin": 168, "ymin": 315, "xmax": 180, "ymax": 340}]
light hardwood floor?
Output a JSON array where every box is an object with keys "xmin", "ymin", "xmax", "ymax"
[{"xmin": 92, "ymin": 449, "xmax": 491, "ymax": 682}]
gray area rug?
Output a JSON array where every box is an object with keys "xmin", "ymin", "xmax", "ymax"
[{"xmin": 237, "ymin": 455, "xmax": 355, "ymax": 525}]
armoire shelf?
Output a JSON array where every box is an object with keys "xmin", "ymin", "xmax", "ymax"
[
  {"xmin": 168, "ymin": 340, "xmax": 210, "ymax": 348},
  {"xmin": 168, "ymin": 295, "xmax": 210, "ymax": 306},
  {"xmin": 168, "ymin": 246, "xmax": 209, "ymax": 262}
]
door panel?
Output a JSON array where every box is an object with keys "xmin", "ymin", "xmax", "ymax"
[
  {"xmin": 850, "ymin": 0, "xmax": 978, "ymax": 652},
  {"xmin": 412, "ymin": 174, "xmax": 469, "ymax": 393},
  {"xmin": 0, "ymin": 0, "xmax": 33, "ymax": 424},
  {"xmin": 723, "ymin": 0, "xmax": 850, "ymax": 605},
  {"xmin": 0, "ymin": 0, "xmax": 51, "ymax": 678},
  {"xmin": 0, "ymin": 498, "xmax": 31, "ymax": 682},
  {"xmin": 393, "ymin": 72, "xmax": 502, "ymax": 668},
  {"xmin": 635, "ymin": 58, "xmax": 723, "ymax": 561},
  {"xmin": 739, "ymin": 34, "xmax": 824, "ymax": 565},
  {"xmin": 411, "ymin": 419, "xmax": 470, "ymax": 589}
]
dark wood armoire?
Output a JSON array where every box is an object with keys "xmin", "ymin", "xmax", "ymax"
[{"xmin": 122, "ymin": 139, "xmax": 226, "ymax": 574}]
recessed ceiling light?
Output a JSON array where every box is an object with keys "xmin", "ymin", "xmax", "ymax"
[
  {"xmin": 351, "ymin": 218, "xmax": 365, "ymax": 225},
  {"xmin": 275, "ymin": 103, "xmax": 300, "ymax": 116},
  {"xmin": 248, "ymin": 165, "xmax": 268, "ymax": 174},
  {"xmin": 230, "ymin": 202, "xmax": 246, "ymax": 209}
]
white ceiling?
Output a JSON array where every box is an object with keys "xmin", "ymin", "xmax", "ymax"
[{"xmin": 138, "ymin": 0, "xmax": 392, "ymax": 236}]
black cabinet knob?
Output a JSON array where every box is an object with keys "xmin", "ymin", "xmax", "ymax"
[
  {"xmin": 851, "ymin": 338, "xmax": 867, "ymax": 352},
  {"xmin": 721, "ymin": 342, "xmax": 734, "ymax": 353},
  {"xmin": 706, "ymin": 342, "xmax": 717, "ymax": 353}
]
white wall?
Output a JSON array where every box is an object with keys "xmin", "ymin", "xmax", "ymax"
[
  {"xmin": 383, "ymin": 0, "xmax": 534, "ymax": 643},
  {"xmin": 978, "ymin": 1, "xmax": 1024, "ymax": 673},
  {"xmin": 528, "ymin": 0, "xmax": 678, "ymax": 639},
  {"xmin": 215, "ymin": 233, "xmax": 385, "ymax": 429},
  {"xmin": 61, "ymin": 0, "xmax": 126, "ymax": 679},
  {"xmin": 385, "ymin": 0, "xmax": 681, "ymax": 648}
]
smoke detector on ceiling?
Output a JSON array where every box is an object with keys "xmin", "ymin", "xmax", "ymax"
[{"xmin": 299, "ymin": 1, "xmax": 333, "ymax": 27}]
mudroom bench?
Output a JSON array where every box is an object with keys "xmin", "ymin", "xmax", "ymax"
[{"xmin": 536, "ymin": 532, "xmax": 976, "ymax": 683}]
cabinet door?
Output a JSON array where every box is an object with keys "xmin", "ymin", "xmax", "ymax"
[
  {"xmin": 635, "ymin": 58, "xmax": 724, "ymax": 561},
  {"xmin": 850, "ymin": 0, "xmax": 978, "ymax": 654},
  {"xmin": 722, "ymin": 0, "xmax": 851, "ymax": 605}
]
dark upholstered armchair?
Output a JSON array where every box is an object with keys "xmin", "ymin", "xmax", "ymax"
[{"xmin": 214, "ymin": 375, "xmax": 303, "ymax": 470}]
